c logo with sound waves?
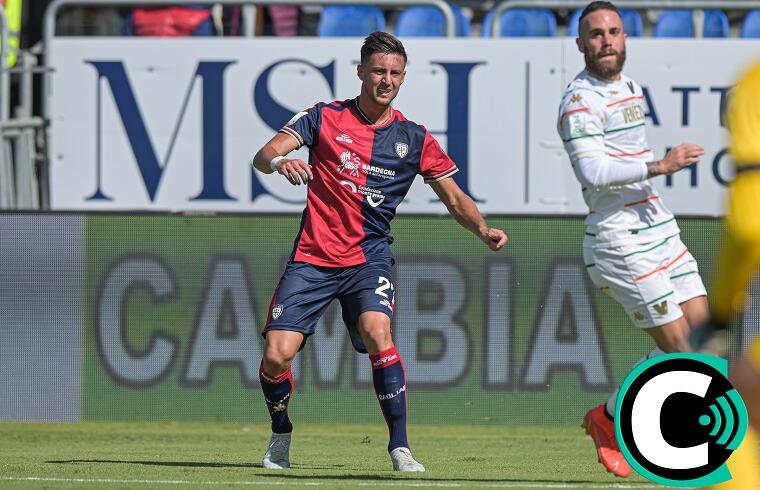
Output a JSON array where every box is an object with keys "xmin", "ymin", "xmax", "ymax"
[{"xmin": 615, "ymin": 353, "xmax": 748, "ymax": 487}]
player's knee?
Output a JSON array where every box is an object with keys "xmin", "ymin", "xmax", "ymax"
[
  {"xmin": 358, "ymin": 324, "xmax": 393, "ymax": 354},
  {"xmin": 363, "ymin": 323, "xmax": 391, "ymax": 344},
  {"xmin": 263, "ymin": 348, "xmax": 295, "ymax": 373}
]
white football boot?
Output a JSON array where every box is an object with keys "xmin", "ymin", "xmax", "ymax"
[
  {"xmin": 390, "ymin": 447, "xmax": 425, "ymax": 472},
  {"xmin": 262, "ymin": 432, "xmax": 291, "ymax": 469}
]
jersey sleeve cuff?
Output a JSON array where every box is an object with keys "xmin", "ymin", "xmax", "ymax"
[
  {"xmin": 423, "ymin": 166, "xmax": 459, "ymax": 184},
  {"xmin": 279, "ymin": 127, "xmax": 304, "ymax": 148},
  {"xmin": 639, "ymin": 161, "xmax": 648, "ymax": 181}
]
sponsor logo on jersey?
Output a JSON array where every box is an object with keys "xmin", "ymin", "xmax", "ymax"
[
  {"xmin": 336, "ymin": 133, "xmax": 353, "ymax": 144},
  {"xmin": 337, "ymin": 152, "xmax": 396, "ymax": 180},
  {"xmin": 622, "ymin": 105, "xmax": 645, "ymax": 124},
  {"xmin": 570, "ymin": 93, "xmax": 583, "ymax": 104},
  {"xmin": 338, "ymin": 151, "xmax": 361, "ymax": 177},
  {"xmin": 272, "ymin": 304, "xmax": 284, "ymax": 320},
  {"xmin": 339, "ymin": 179, "xmax": 357, "ymax": 192},
  {"xmin": 395, "ymin": 142, "xmax": 408, "ymax": 158},
  {"xmin": 359, "ymin": 184, "xmax": 385, "ymax": 207},
  {"xmin": 362, "ymin": 164, "xmax": 396, "ymax": 180},
  {"xmin": 633, "ymin": 311, "xmax": 646, "ymax": 321},
  {"xmin": 380, "ymin": 299, "xmax": 393, "ymax": 310},
  {"xmin": 339, "ymin": 180, "xmax": 386, "ymax": 207}
]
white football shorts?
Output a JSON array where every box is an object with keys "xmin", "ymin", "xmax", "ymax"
[{"xmin": 583, "ymin": 234, "xmax": 707, "ymax": 328}]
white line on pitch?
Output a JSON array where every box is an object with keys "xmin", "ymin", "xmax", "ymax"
[
  {"xmin": 0, "ymin": 477, "xmax": 278, "ymax": 486},
  {"xmin": 0, "ymin": 476, "xmax": 662, "ymax": 488}
]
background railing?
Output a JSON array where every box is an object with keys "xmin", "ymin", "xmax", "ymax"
[
  {"xmin": 0, "ymin": 8, "xmax": 46, "ymax": 209},
  {"xmin": 43, "ymin": 0, "xmax": 457, "ymax": 39}
]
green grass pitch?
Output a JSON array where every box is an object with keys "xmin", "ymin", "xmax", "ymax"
[{"xmin": 0, "ymin": 422, "xmax": 660, "ymax": 489}]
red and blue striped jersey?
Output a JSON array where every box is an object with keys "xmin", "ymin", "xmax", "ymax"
[{"xmin": 280, "ymin": 98, "xmax": 458, "ymax": 267}]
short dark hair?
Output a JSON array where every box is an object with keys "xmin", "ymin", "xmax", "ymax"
[
  {"xmin": 578, "ymin": 1, "xmax": 621, "ymax": 28},
  {"xmin": 360, "ymin": 32, "xmax": 407, "ymax": 65}
]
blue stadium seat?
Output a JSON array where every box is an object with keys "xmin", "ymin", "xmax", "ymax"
[
  {"xmin": 654, "ymin": 10, "xmax": 693, "ymax": 37},
  {"xmin": 654, "ymin": 9, "xmax": 728, "ymax": 38},
  {"xmin": 742, "ymin": 10, "xmax": 760, "ymax": 37},
  {"xmin": 481, "ymin": 8, "xmax": 556, "ymax": 37},
  {"xmin": 317, "ymin": 6, "xmax": 386, "ymax": 37},
  {"xmin": 395, "ymin": 5, "xmax": 470, "ymax": 37},
  {"xmin": 704, "ymin": 9, "xmax": 729, "ymax": 38},
  {"xmin": 566, "ymin": 8, "xmax": 643, "ymax": 37}
]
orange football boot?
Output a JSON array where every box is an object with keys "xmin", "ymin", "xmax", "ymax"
[{"xmin": 582, "ymin": 404, "xmax": 632, "ymax": 478}]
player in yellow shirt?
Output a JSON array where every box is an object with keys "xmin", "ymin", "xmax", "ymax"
[{"xmin": 698, "ymin": 59, "xmax": 760, "ymax": 489}]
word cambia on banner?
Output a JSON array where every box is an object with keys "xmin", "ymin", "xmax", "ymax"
[{"xmin": 96, "ymin": 255, "xmax": 612, "ymax": 391}]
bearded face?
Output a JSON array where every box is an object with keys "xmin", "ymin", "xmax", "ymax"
[
  {"xmin": 584, "ymin": 43, "xmax": 626, "ymax": 80},
  {"xmin": 577, "ymin": 9, "xmax": 627, "ymax": 81}
]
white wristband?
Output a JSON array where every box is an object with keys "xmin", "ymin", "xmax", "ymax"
[{"xmin": 270, "ymin": 155, "xmax": 285, "ymax": 171}]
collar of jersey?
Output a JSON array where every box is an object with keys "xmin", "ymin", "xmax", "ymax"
[
  {"xmin": 583, "ymin": 69, "xmax": 626, "ymax": 87},
  {"xmin": 353, "ymin": 97, "xmax": 395, "ymax": 127}
]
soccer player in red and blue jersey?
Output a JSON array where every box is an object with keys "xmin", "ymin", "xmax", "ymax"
[{"xmin": 252, "ymin": 32, "xmax": 508, "ymax": 472}]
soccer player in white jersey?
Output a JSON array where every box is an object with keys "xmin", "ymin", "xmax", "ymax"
[{"xmin": 557, "ymin": 1, "xmax": 710, "ymax": 478}]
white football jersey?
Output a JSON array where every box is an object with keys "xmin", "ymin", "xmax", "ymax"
[{"xmin": 558, "ymin": 69, "xmax": 679, "ymax": 247}]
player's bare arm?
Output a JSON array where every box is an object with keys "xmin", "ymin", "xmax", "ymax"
[
  {"xmin": 646, "ymin": 143, "xmax": 704, "ymax": 178},
  {"xmin": 430, "ymin": 177, "xmax": 508, "ymax": 252},
  {"xmin": 252, "ymin": 132, "xmax": 314, "ymax": 185}
]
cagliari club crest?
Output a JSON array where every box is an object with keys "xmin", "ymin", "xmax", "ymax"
[
  {"xmin": 395, "ymin": 142, "xmax": 408, "ymax": 158},
  {"xmin": 272, "ymin": 304, "xmax": 284, "ymax": 320}
]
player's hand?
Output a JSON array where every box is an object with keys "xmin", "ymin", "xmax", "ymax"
[
  {"xmin": 274, "ymin": 158, "xmax": 313, "ymax": 185},
  {"xmin": 660, "ymin": 143, "xmax": 704, "ymax": 174},
  {"xmin": 481, "ymin": 227, "xmax": 508, "ymax": 251}
]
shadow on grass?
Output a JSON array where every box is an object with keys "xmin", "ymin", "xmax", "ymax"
[
  {"xmin": 46, "ymin": 459, "xmax": 344, "ymax": 470},
  {"xmin": 254, "ymin": 473, "xmax": 651, "ymax": 485}
]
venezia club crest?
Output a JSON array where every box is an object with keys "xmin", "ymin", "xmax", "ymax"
[{"xmin": 395, "ymin": 142, "xmax": 408, "ymax": 158}]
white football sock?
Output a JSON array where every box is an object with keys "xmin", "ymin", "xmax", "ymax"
[{"xmin": 605, "ymin": 347, "xmax": 666, "ymax": 418}]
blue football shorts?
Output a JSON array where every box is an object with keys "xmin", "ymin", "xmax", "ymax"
[{"xmin": 262, "ymin": 259, "xmax": 395, "ymax": 353}]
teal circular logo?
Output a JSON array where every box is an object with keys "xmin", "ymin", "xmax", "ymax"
[{"xmin": 615, "ymin": 353, "xmax": 748, "ymax": 487}]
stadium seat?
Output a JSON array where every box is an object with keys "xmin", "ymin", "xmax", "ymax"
[
  {"xmin": 704, "ymin": 9, "xmax": 729, "ymax": 38},
  {"xmin": 741, "ymin": 10, "xmax": 760, "ymax": 38},
  {"xmin": 566, "ymin": 8, "xmax": 643, "ymax": 37},
  {"xmin": 395, "ymin": 5, "xmax": 470, "ymax": 37},
  {"xmin": 481, "ymin": 8, "xmax": 556, "ymax": 37},
  {"xmin": 317, "ymin": 6, "xmax": 386, "ymax": 37},
  {"xmin": 654, "ymin": 10, "xmax": 693, "ymax": 37},
  {"xmin": 654, "ymin": 9, "xmax": 728, "ymax": 38}
]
